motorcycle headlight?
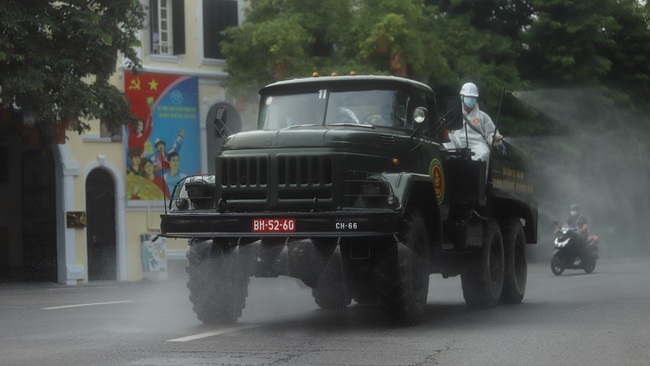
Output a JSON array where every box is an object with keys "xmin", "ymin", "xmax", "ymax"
[{"xmin": 554, "ymin": 237, "xmax": 570, "ymax": 248}]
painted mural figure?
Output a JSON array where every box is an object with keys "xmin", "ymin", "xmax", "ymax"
[
  {"xmin": 127, "ymin": 118, "xmax": 153, "ymax": 159},
  {"xmin": 129, "ymin": 164, "xmax": 168, "ymax": 201},
  {"xmin": 142, "ymin": 157, "xmax": 170, "ymax": 199},
  {"xmin": 151, "ymin": 128, "xmax": 185, "ymax": 175},
  {"xmin": 127, "ymin": 148, "xmax": 145, "ymax": 176},
  {"xmin": 163, "ymin": 152, "xmax": 188, "ymax": 196}
]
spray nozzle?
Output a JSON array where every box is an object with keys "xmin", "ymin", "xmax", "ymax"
[{"xmin": 504, "ymin": 90, "xmax": 521, "ymax": 98}]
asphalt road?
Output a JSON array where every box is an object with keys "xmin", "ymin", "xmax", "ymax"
[{"xmin": 1, "ymin": 256, "xmax": 649, "ymax": 366}]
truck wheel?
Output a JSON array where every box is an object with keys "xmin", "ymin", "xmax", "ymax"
[
  {"xmin": 461, "ymin": 219, "xmax": 504, "ymax": 308},
  {"xmin": 500, "ymin": 218, "xmax": 527, "ymax": 304},
  {"xmin": 312, "ymin": 247, "xmax": 352, "ymax": 309},
  {"xmin": 375, "ymin": 209, "xmax": 430, "ymax": 324},
  {"xmin": 186, "ymin": 239, "xmax": 251, "ymax": 324}
]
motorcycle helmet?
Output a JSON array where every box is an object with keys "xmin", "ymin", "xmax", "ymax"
[
  {"xmin": 460, "ymin": 82, "xmax": 479, "ymax": 97},
  {"xmin": 570, "ymin": 203, "xmax": 579, "ymax": 216}
]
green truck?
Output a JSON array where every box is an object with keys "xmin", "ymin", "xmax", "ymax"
[{"xmin": 159, "ymin": 75, "xmax": 538, "ymax": 325}]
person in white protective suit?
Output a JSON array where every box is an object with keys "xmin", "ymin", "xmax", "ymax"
[{"xmin": 445, "ymin": 82, "xmax": 504, "ymax": 161}]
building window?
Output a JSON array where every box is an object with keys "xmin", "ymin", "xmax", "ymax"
[
  {"xmin": 203, "ymin": 0, "xmax": 238, "ymax": 60},
  {"xmin": 150, "ymin": 0, "xmax": 185, "ymax": 55},
  {"xmin": 100, "ymin": 119, "xmax": 123, "ymax": 142}
]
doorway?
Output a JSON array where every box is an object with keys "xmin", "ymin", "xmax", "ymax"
[
  {"xmin": 85, "ymin": 168, "xmax": 116, "ymax": 281},
  {"xmin": 21, "ymin": 149, "xmax": 57, "ymax": 282}
]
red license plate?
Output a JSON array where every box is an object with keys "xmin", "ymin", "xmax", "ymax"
[{"xmin": 252, "ymin": 218, "xmax": 296, "ymax": 233}]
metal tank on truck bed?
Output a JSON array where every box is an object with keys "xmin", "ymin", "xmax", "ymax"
[{"xmin": 159, "ymin": 74, "xmax": 538, "ymax": 325}]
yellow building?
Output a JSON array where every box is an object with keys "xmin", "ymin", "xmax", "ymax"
[{"xmin": 0, "ymin": 0, "xmax": 254, "ymax": 284}]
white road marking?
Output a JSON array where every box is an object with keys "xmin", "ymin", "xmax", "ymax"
[
  {"xmin": 42, "ymin": 300, "xmax": 133, "ymax": 310},
  {"xmin": 167, "ymin": 324, "xmax": 261, "ymax": 342}
]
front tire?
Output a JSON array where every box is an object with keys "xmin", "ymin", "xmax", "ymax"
[
  {"xmin": 551, "ymin": 254, "xmax": 564, "ymax": 276},
  {"xmin": 461, "ymin": 219, "xmax": 505, "ymax": 308},
  {"xmin": 375, "ymin": 209, "xmax": 430, "ymax": 324},
  {"xmin": 186, "ymin": 239, "xmax": 252, "ymax": 325},
  {"xmin": 500, "ymin": 219, "xmax": 527, "ymax": 304}
]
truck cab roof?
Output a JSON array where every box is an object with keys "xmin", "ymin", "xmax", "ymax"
[{"xmin": 260, "ymin": 75, "xmax": 434, "ymax": 95}]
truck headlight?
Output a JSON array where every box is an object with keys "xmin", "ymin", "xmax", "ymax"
[
  {"xmin": 342, "ymin": 171, "xmax": 395, "ymax": 208},
  {"xmin": 361, "ymin": 183, "xmax": 381, "ymax": 197},
  {"xmin": 386, "ymin": 195, "xmax": 397, "ymax": 207}
]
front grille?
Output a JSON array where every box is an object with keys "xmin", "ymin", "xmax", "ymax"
[
  {"xmin": 277, "ymin": 155, "xmax": 332, "ymax": 186},
  {"xmin": 218, "ymin": 154, "xmax": 335, "ymax": 210},
  {"xmin": 277, "ymin": 155, "xmax": 333, "ymax": 202},
  {"xmin": 219, "ymin": 155, "xmax": 269, "ymax": 205},
  {"xmin": 221, "ymin": 155, "xmax": 268, "ymax": 187}
]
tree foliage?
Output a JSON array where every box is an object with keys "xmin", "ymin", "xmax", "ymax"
[
  {"xmin": 0, "ymin": 0, "xmax": 145, "ymax": 142},
  {"xmin": 220, "ymin": 0, "xmax": 649, "ymax": 136}
]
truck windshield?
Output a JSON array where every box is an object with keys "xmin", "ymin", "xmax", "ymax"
[{"xmin": 258, "ymin": 89, "xmax": 412, "ymax": 130}]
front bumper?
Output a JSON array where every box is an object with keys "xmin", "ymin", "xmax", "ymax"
[{"xmin": 160, "ymin": 210, "xmax": 399, "ymax": 238}]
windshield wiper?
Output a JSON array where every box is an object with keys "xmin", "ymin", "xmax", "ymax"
[{"xmin": 327, "ymin": 123, "xmax": 374, "ymax": 128}]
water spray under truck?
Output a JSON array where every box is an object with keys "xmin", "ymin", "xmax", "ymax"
[{"xmin": 158, "ymin": 74, "xmax": 538, "ymax": 325}]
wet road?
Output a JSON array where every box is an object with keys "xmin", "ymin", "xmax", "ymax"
[{"xmin": 1, "ymin": 257, "xmax": 649, "ymax": 366}]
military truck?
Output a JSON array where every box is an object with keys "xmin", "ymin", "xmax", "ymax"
[{"xmin": 159, "ymin": 74, "xmax": 538, "ymax": 325}]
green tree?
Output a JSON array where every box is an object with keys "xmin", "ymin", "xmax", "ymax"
[
  {"xmin": 222, "ymin": 0, "xmax": 455, "ymax": 96},
  {"xmin": 220, "ymin": 0, "xmax": 649, "ymax": 134},
  {"xmin": 518, "ymin": 0, "xmax": 650, "ymax": 128},
  {"xmin": 603, "ymin": 0, "xmax": 650, "ymax": 116},
  {"xmin": 354, "ymin": 0, "xmax": 447, "ymax": 80},
  {"xmin": 521, "ymin": 0, "xmax": 619, "ymax": 86},
  {"xmin": 0, "ymin": 0, "xmax": 145, "ymax": 144},
  {"xmin": 221, "ymin": 0, "xmax": 357, "ymax": 98}
]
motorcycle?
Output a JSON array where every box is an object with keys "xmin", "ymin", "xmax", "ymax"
[{"xmin": 551, "ymin": 224, "xmax": 599, "ymax": 275}]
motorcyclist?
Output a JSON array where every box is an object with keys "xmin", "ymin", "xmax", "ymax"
[
  {"xmin": 563, "ymin": 204, "xmax": 589, "ymax": 260},
  {"xmin": 444, "ymin": 82, "xmax": 504, "ymax": 161}
]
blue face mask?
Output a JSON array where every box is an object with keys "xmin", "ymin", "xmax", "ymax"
[{"xmin": 463, "ymin": 97, "xmax": 477, "ymax": 109}]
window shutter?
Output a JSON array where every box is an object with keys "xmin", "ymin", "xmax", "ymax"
[
  {"xmin": 149, "ymin": 0, "xmax": 158, "ymax": 54},
  {"xmin": 203, "ymin": 0, "xmax": 238, "ymax": 59},
  {"xmin": 172, "ymin": 0, "xmax": 186, "ymax": 55}
]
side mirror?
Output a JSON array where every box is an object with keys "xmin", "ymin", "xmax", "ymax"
[
  {"xmin": 442, "ymin": 96, "xmax": 462, "ymax": 130},
  {"xmin": 213, "ymin": 106, "xmax": 228, "ymax": 138}
]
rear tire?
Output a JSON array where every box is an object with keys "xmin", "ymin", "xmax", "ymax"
[
  {"xmin": 583, "ymin": 256, "xmax": 597, "ymax": 274},
  {"xmin": 500, "ymin": 219, "xmax": 527, "ymax": 304},
  {"xmin": 551, "ymin": 255, "xmax": 564, "ymax": 276},
  {"xmin": 186, "ymin": 239, "xmax": 252, "ymax": 325},
  {"xmin": 375, "ymin": 209, "xmax": 430, "ymax": 324},
  {"xmin": 461, "ymin": 219, "xmax": 504, "ymax": 308}
]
